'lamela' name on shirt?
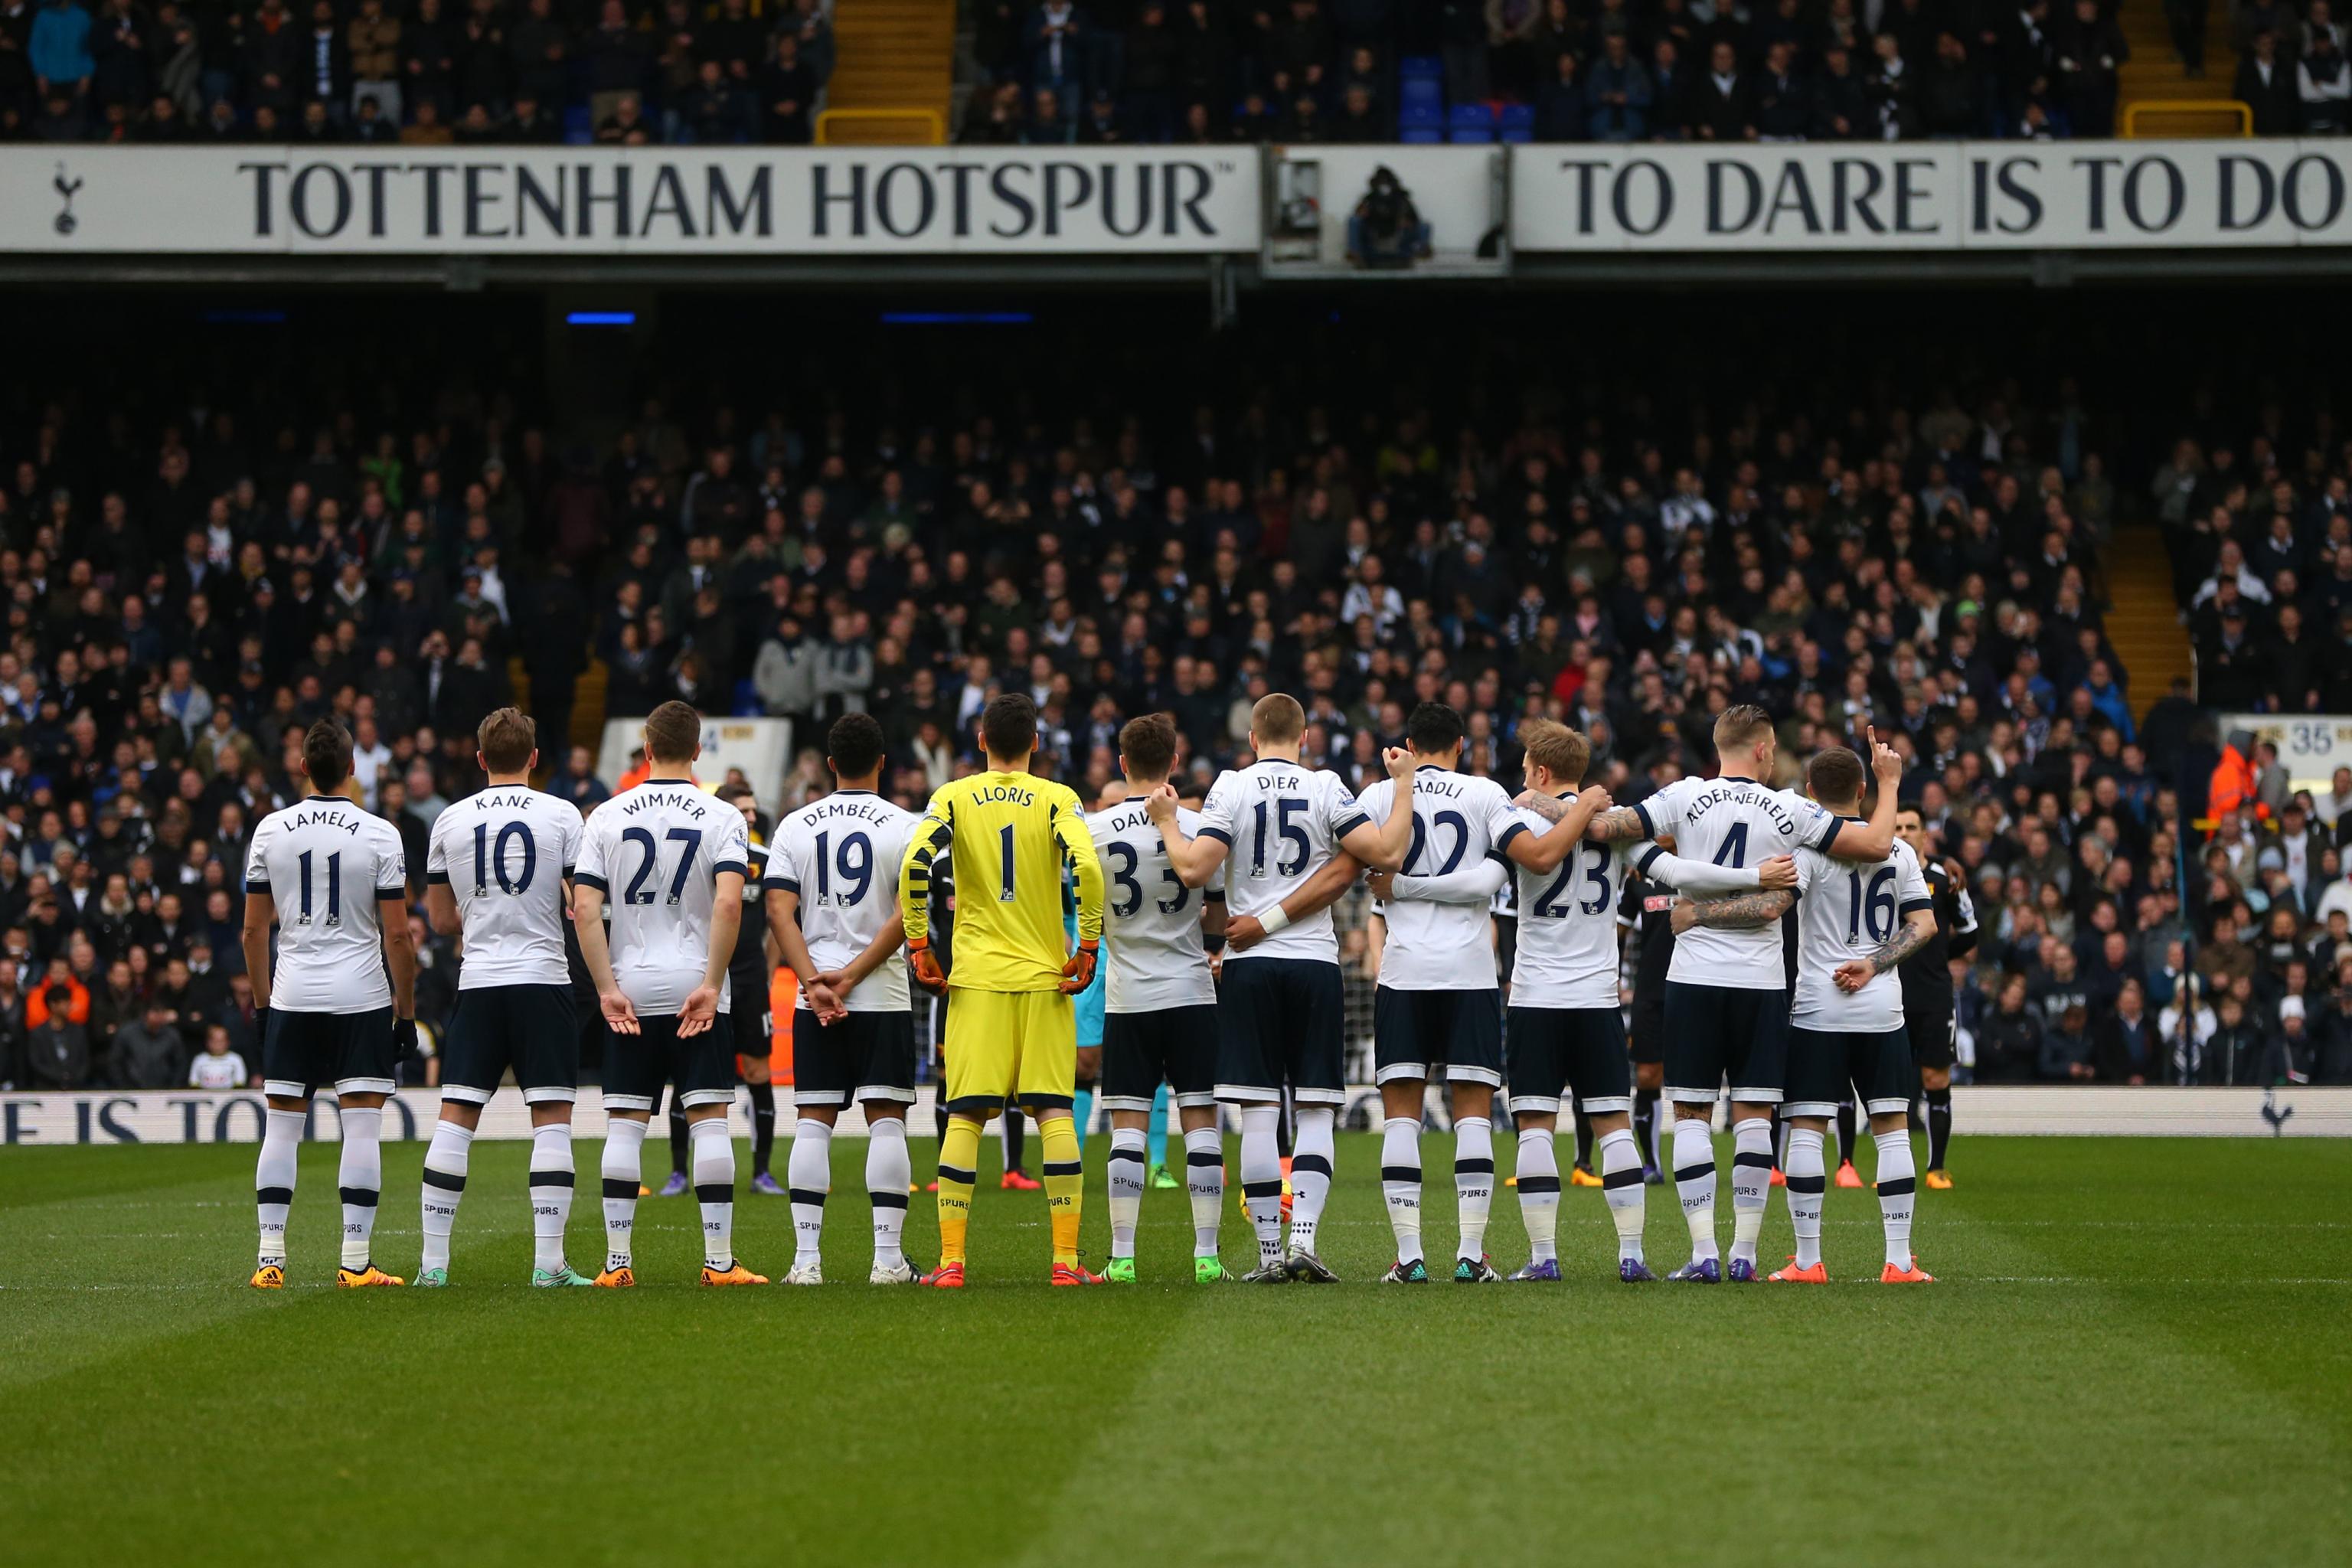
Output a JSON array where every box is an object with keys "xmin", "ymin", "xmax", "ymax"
[{"xmin": 288, "ymin": 806, "xmax": 364, "ymax": 835}]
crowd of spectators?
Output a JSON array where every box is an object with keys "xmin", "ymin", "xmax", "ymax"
[
  {"xmin": 10, "ymin": 1, "xmax": 2333, "ymax": 152},
  {"xmin": 0, "ymin": 0, "xmax": 834, "ymax": 147},
  {"xmin": 3, "ymin": 294, "xmax": 2351, "ymax": 1093},
  {"xmin": 2233, "ymin": 1, "xmax": 2352, "ymax": 136},
  {"xmin": 966, "ymin": 0, "xmax": 2142, "ymax": 149}
]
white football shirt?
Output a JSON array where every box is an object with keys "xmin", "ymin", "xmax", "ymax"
[
  {"xmin": 1633, "ymin": 773, "xmax": 1839, "ymax": 989},
  {"xmin": 1197, "ymin": 760, "xmax": 1367, "ymax": 965},
  {"xmin": 1791, "ymin": 837, "xmax": 1932, "ymax": 1031},
  {"xmin": 1086, "ymin": 798, "xmax": 1222, "ymax": 1012},
  {"xmin": 426, "ymin": 786, "xmax": 584, "ymax": 990},
  {"xmin": 1357, "ymin": 767, "xmax": 1522, "ymax": 990},
  {"xmin": 1504, "ymin": 792, "xmax": 1631, "ymax": 1010},
  {"xmin": 243, "ymin": 795, "xmax": 408, "ymax": 1014},
  {"xmin": 577, "ymin": 780, "xmax": 751, "ymax": 1017},
  {"xmin": 767, "ymin": 789, "xmax": 920, "ymax": 1013}
]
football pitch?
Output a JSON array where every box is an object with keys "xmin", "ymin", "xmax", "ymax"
[{"xmin": 2, "ymin": 1133, "xmax": 2347, "ymax": 1567}]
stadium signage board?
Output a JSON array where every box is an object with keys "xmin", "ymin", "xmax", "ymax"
[
  {"xmin": 5, "ymin": 1086, "xmax": 2347, "ymax": 1142},
  {"xmin": 0, "ymin": 146, "xmax": 1259, "ymax": 254},
  {"xmin": 1510, "ymin": 140, "xmax": 2352, "ymax": 251}
]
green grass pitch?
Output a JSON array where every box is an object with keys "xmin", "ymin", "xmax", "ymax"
[{"xmin": 2, "ymin": 1132, "xmax": 2347, "ymax": 1566}]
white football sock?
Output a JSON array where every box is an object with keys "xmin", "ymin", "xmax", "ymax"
[
  {"xmin": 1184, "ymin": 1125, "xmax": 1224, "ymax": 1257},
  {"xmin": 418, "ymin": 1118, "xmax": 474, "ymax": 1273},
  {"xmin": 1107, "ymin": 1126, "xmax": 1147, "ymax": 1256},
  {"xmin": 529, "ymin": 1123, "xmax": 574, "ymax": 1274},
  {"xmin": 1599, "ymin": 1126, "xmax": 1645, "ymax": 1263},
  {"xmin": 601, "ymin": 1117, "xmax": 648, "ymax": 1272},
  {"xmin": 1516, "ymin": 1125, "xmax": 1560, "ymax": 1262},
  {"xmin": 1453, "ymin": 1116, "xmax": 1494, "ymax": 1261},
  {"xmin": 1238, "ymin": 1105, "xmax": 1283, "ymax": 1266},
  {"xmin": 1381, "ymin": 1116, "xmax": 1424, "ymax": 1266},
  {"xmin": 1729, "ymin": 1117, "xmax": 1774, "ymax": 1266},
  {"xmin": 1287, "ymin": 1107, "xmax": 1334, "ymax": 1256},
  {"xmin": 255, "ymin": 1106, "xmax": 302, "ymax": 1266},
  {"xmin": 691, "ymin": 1117, "xmax": 737, "ymax": 1271},
  {"xmin": 336, "ymin": 1105, "xmax": 383, "ymax": 1271},
  {"xmin": 865, "ymin": 1117, "xmax": 911, "ymax": 1270},
  {"xmin": 1672, "ymin": 1116, "xmax": 1719, "ymax": 1261},
  {"xmin": 1875, "ymin": 1129, "xmax": 1917, "ymax": 1271},
  {"xmin": 789, "ymin": 1117, "xmax": 832, "ymax": 1266},
  {"xmin": 1785, "ymin": 1128, "xmax": 1827, "ymax": 1269}
]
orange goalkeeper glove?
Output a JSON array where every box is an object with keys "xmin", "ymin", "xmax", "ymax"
[
  {"xmin": 1060, "ymin": 939, "xmax": 1099, "ymax": 995},
  {"xmin": 908, "ymin": 936, "xmax": 946, "ymax": 993}
]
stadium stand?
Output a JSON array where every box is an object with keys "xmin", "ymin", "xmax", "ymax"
[
  {"xmin": 0, "ymin": 0, "xmax": 2305, "ymax": 149},
  {"xmin": 0, "ymin": 283, "xmax": 2344, "ymax": 1095}
]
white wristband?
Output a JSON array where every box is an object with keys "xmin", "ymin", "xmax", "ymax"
[{"xmin": 1259, "ymin": 904, "xmax": 1293, "ymax": 936}]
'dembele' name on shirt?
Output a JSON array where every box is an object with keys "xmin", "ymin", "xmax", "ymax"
[
  {"xmin": 619, "ymin": 786, "xmax": 711, "ymax": 819},
  {"xmin": 288, "ymin": 805, "xmax": 364, "ymax": 836},
  {"xmin": 805, "ymin": 794, "xmax": 897, "ymax": 825},
  {"xmin": 1683, "ymin": 780, "xmax": 1804, "ymax": 836}
]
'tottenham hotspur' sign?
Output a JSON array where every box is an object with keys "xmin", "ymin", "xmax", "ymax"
[
  {"xmin": 0, "ymin": 146, "xmax": 1256, "ymax": 255},
  {"xmin": 8, "ymin": 142, "xmax": 2352, "ymax": 256}
]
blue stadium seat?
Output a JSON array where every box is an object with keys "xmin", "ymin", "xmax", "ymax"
[
  {"xmin": 1400, "ymin": 76, "xmax": 1443, "ymax": 111},
  {"xmin": 1399, "ymin": 126, "xmax": 1442, "ymax": 143},
  {"xmin": 1399, "ymin": 54, "xmax": 1442, "ymax": 82},
  {"xmin": 731, "ymin": 678, "xmax": 761, "ymax": 717},
  {"xmin": 1449, "ymin": 103, "xmax": 1495, "ymax": 143},
  {"xmin": 1498, "ymin": 103, "xmax": 1534, "ymax": 143},
  {"xmin": 1398, "ymin": 101, "xmax": 1442, "ymax": 134},
  {"xmin": 563, "ymin": 105, "xmax": 593, "ymax": 145}
]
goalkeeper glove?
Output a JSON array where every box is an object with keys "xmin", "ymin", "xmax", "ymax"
[
  {"xmin": 907, "ymin": 936, "xmax": 946, "ymax": 993},
  {"xmin": 391, "ymin": 1017, "xmax": 420, "ymax": 1065},
  {"xmin": 1060, "ymin": 939, "xmax": 1099, "ymax": 995}
]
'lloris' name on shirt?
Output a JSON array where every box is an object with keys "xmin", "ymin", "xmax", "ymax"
[
  {"xmin": 619, "ymin": 787, "xmax": 710, "ymax": 818},
  {"xmin": 289, "ymin": 805, "xmax": 364, "ymax": 835},
  {"xmin": 970, "ymin": 782, "xmax": 1036, "ymax": 807},
  {"xmin": 1684, "ymin": 781, "xmax": 1805, "ymax": 836}
]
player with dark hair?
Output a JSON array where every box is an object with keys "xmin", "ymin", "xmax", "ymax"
[
  {"xmin": 767, "ymin": 713, "xmax": 923, "ymax": 1285},
  {"xmin": 898, "ymin": 693, "xmax": 1106, "ymax": 1287},
  {"xmin": 1357, "ymin": 702, "xmax": 1618, "ymax": 1284},
  {"xmin": 1895, "ymin": 805, "xmax": 1977, "ymax": 1188},
  {"xmin": 714, "ymin": 781, "xmax": 782, "ymax": 1196},
  {"xmin": 240, "ymin": 719, "xmax": 416, "ymax": 1289}
]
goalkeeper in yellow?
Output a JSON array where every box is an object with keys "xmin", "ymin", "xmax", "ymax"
[{"xmin": 900, "ymin": 693, "xmax": 1107, "ymax": 1287}]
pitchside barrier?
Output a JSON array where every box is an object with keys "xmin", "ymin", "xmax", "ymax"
[{"xmin": 4, "ymin": 1086, "xmax": 2344, "ymax": 1146}]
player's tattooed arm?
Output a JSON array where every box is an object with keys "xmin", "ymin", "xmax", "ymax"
[
  {"xmin": 1669, "ymin": 887, "xmax": 1795, "ymax": 934},
  {"xmin": 1834, "ymin": 908, "xmax": 1937, "ymax": 991},
  {"xmin": 1513, "ymin": 789, "xmax": 1568, "ymax": 822},
  {"xmin": 1586, "ymin": 805, "xmax": 1651, "ymax": 843}
]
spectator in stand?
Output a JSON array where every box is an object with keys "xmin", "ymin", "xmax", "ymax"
[
  {"xmin": 188, "ymin": 1021, "xmax": 250, "ymax": 1089},
  {"xmin": 1584, "ymin": 31, "xmax": 1650, "ymax": 141},
  {"xmin": 763, "ymin": 29, "xmax": 816, "ymax": 144},
  {"xmin": 109, "ymin": 998, "xmax": 185, "ymax": 1089},
  {"xmin": 2301, "ymin": 26, "xmax": 2352, "ymax": 134},
  {"xmin": 29, "ymin": 0, "xmax": 92, "ymax": 103}
]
